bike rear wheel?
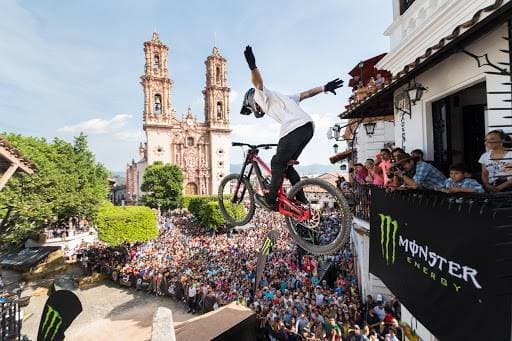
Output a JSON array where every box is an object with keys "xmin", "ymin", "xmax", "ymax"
[
  {"xmin": 218, "ymin": 173, "xmax": 256, "ymax": 226},
  {"xmin": 285, "ymin": 178, "xmax": 351, "ymax": 255}
]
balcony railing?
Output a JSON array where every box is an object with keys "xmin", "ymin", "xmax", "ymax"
[
  {"xmin": 352, "ymin": 183, "xmax": 373, "ymax": 221},
  {"xmin": 351, "ymin": 183, "xmax": 512, "ymax": 222},
  {"xmin": 0, "ymin": 299, "xmax": 21, "ymax": 340}
]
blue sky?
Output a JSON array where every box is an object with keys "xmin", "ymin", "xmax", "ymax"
[{"xmin": 0, "ymin": 0, "xmax": 392, "ymax": 172}]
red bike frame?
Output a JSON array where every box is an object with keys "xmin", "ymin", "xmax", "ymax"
[{"xmin": 242, "ymin": 150, "xmax": 311, "ymax": 221}]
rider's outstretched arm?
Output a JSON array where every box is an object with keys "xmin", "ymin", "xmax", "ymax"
[
  {"xmin": 299, "ymin": 86, "xmax": 324, "ymax": 101},
  {"xmin": 299, "ymin": 78, "xmax": 344, "ymax": 101},
  {"xmin": 244, "ymin": 46, "xmax": 263, "ymax": 90},
  {"xmin": 251, "ymin": 68, "xmax": 264, "ymax": 90}
]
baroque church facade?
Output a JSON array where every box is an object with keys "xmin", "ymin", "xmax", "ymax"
[{"xmin": 126, "ymin": 33, "xmax": 231, "ymax": 201}]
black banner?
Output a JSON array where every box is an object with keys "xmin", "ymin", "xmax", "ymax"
[{"xmin": 369, "ymin": 188, "xmax": 510, "ymax": 341}]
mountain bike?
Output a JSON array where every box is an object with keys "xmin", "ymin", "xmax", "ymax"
[{"xmin": 218, "ymin": 142, "xmax": 351, "ymax": 255}]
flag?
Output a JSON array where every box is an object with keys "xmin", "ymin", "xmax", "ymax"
[
  {"xmin": 254, "ymin": 229, "xmax": 278, "ymax": 291},
  {"xmin": 37, "ymin": 290, "xmax": 82, "ymax": 341}
]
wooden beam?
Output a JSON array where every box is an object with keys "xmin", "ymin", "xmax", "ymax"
[
  {"xmin": 0, "ymin": 163, "xmax": 19, "ymax": 191},
  {"xmin": 0, "ymin": 145, "xmax": 34, "ymax": 174}
]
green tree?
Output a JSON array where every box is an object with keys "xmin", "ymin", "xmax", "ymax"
[
  {"xmin": 187, "ymin": 197, "xmax": 246, "ymax": 231},
  {"xmin": 140, "ymin": 162, "xmax": 184, "ymax": 211},
  {"xmin": 95, "ymin": 202, "xmax": 158, "ymax": 246},
  {"xmin": 0, "ymin": 133, "xmax": 109, "ymax": 245}
]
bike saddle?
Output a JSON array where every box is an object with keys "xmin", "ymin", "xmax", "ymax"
[{"xmin": 287, "ymin": 160, "xmax": 300, "ymax": 166}]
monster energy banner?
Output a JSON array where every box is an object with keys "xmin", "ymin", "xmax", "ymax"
[
  {"xmin": 37, "ymin": 290, "xmax": 82, "ymax": 341},
  {"xmin": 370, "ymin": 188, "xmax": 510, "ymax": 341},
  {"xmin": 255, "ymin": 230, "xmax": 278, "ymax": 290}
]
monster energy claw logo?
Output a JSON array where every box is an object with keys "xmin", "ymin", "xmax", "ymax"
[
  {"xmin": 379, "ymin": 214, "xmax": 398, "ymax": 265},
  {"xmin": 261, "ymin": 237, "xmax": 274, "ymax": 256},
  {"xmin": 41, "ymin": 305, "xmax": 62, "ymax": 341}
]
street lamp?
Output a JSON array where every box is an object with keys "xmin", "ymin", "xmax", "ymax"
[
  {"xmin": 407, "ymin": 82, "xmax": 427, "ymax": 105},
  {"xmin": 363, "ymin": 122, "xmax": 377, "ymax": 137},
  {"xmin": 333, "ymin": 144, "xmax": 339, "ymax": 154},
  {"xmin": 327, "ymin": 124, "xmax": 342, "ymax": 141}
]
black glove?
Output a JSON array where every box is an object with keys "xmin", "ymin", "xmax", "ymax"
[
  {"xmin": 244, "ymin": 45, "xmax": 257, "ymax": 70},
  {"xmin": 324, "ymin": 78, "xmax": 344, "ymax": 95}
]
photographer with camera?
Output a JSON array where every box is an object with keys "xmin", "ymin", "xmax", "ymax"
[{"xmin": 390, "ymin": 154, "xmax": 446, "ymax": 190}]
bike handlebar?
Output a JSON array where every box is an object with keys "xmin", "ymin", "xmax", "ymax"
[{"xmin": 232, "ymin": 142, "xmax": 278, "ymax": 150}]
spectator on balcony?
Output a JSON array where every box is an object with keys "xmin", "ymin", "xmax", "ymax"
[
  {"xmin": 355, "ymin": 164, "xmax": 369, "ymax": 184},
  {"xmin": 391, "ymin": 148, "xmax": 405, "ymax": 162},
  {"xmin": 411, "ymin": 149, "xmax": 424, "ymax": 163},
  {"xmin": 375, "ymin": 73, "xmax": 385, "ymax": 88},
  {"xmin": 394, "ymin": 153, "xmax": 446, "ymax": 190},
  {"xmin": 443, "ymin": 163, "xmax": 484, "ymax": 193},
  {"xmin": 479, "ymin": 130, "xmax": 512, "ymax": 192},
  {"xmin": 336, "ymin": 176, "xmax": 351, "ymax": 192},
  {"xmin": 365, "ymin": 159, "xmax": 384, "ymax": 186},
  {"xmin": 378, "ymin": 149, "xmax": 393, "ymax": 185}
]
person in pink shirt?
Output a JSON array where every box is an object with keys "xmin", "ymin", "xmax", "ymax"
[
  {"xmin": 378, "ymin": 149, "xmax": 392, "ymax": 185},
  {"xmin": 365, "ymin": 159, "xmax": 384, "ymax": 186}
]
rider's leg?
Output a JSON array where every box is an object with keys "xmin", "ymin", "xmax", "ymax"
[
  {"xmin": 285, "ymin": 166, "xmax": 308, "ymax": 204},
  {"xmin": 268, "ymin": 122, "xmax": 314, "ymax": 207},
  {"xmin": 286, "ymin": 124, "xmax": 314, "ymax": 204}
]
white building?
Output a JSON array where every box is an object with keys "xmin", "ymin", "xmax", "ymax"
[{"xmin": 336, "ymin": 0, "xmax": 512, "ymax": 340}]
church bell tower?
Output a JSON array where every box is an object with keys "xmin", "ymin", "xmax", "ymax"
[
  {"xmin": 204, "ymin": 47, "xmax": 231, "ymax": 195},
  {"xmin": 141, "ymin": 32, "xmax": 176, "ymax": 123}
]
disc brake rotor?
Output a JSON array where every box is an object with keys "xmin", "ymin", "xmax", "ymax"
[{"xmin": 303, "ymin": 208, "xmax": 321, "ymax": 229}]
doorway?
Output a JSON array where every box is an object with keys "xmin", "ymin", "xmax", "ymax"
[{"xmin": 431, "ymin": 82, "xmax": 486, "ymax": 176}]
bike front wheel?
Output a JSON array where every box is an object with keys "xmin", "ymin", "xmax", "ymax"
[
  {"xmin": 218, "ymin": 173, "xmax": 256, "ymax": 226},
  {"xmin": 285, "ymin": 178, "xmax": 352, "ymax": 255}
]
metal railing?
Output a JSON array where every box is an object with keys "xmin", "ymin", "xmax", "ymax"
[
  {"xmin": 352, "ymin": 183, "xmax": 372, "ymax": 221},
  {"xmin": 349, "ymin": 183, "xmax": 512, "ymax": 222},
  {"xmin": 0, "ymin": 299, "xmax": 21, "ymax": 340}
]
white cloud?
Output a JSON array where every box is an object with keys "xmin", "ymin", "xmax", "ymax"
[
  {"xmin": 114, "ymin": 130, "xmax": 145, "ymax": 142},
  {"xmin": 231, "ymin": 122, "xmax": 280, "ymax": 144},
  {"xmin": 57, "ymin": 114, "xmax": 132, "ymax": 134},
  {"xmin": 230, "ymin": 115, "xmax": 338, "ymax": 166},
  {"xmin": 230, "ymin": 90, "xmax": 239, "ymax": 104}
]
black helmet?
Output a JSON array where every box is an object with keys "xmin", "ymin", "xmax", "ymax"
[{"xmin": 241, "ymin": 88, "xmax": 264, "ymax": 118}]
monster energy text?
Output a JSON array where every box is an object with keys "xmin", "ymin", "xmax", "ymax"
[
  {"xmin": 41, "ymin": 305, "xmax": 62, "ymax": 341},
  {"xmin": 379, "ymin": 214, "xmax": 482, "ymax": 290},
  {"xmin": 261, "ymin": 237, "xmax": 273, "ymax": 256}
]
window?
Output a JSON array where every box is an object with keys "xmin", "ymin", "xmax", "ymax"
[
  {"xmin": 187, "ymin": 137, "xmax": 194, "ymax": 147},
  {"xmin": 217, "ymin": 101, "xmax": 223, "ymax": 120},
  {"xmin": 153, "ymin": 54, "xmax": 160, "ymax": 69},
  {"xmin": 216, "ymin": 66, "xmax": 221, "ymax": 84},
  {"xmin": 154, "ymin": 94, "xmax": 162, "ymax": 113},
  {"xmin": 400, "ymin": 0, "xmax": 416, "ymax": 15}
]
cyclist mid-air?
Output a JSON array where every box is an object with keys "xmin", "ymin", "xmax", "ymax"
[{"xmin": 240, "ymin": 45, "xmax": 344, "ymax": 212}]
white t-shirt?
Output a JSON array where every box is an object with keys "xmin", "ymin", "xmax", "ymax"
[
  {"xmin": 254, "ymin": 86, "xmax": 313, "ymax": 138},
  {"xmin": 478, "ymin": 151, "xmax": 512, "ymax": 183}
]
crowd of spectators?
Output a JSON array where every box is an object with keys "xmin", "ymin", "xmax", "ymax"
[
  {"xmin": 342, "ymin": 129, "xmax": 512, "ymax": 194},
  {"xmin": 43, "ymin": 217, "xmax": 95, "ymax": 240},
  {"xmin": 79, "ymin": 209, "xmax": 403, "ymax": 340}
]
